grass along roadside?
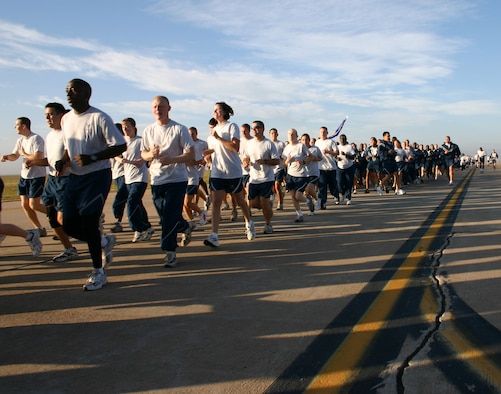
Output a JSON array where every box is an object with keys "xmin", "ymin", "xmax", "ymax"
[{"xmin": 1, "ymin": 175, "xmax": 120, "ymax": 203}]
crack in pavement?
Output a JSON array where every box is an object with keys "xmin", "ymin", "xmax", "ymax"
[{"xmin": 395, "ymin": 233, "xmax": 453, "ymax": 393}]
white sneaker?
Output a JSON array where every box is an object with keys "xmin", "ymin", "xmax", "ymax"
[
  {"xmin": 305, "ymin": 197, "xmax": 314, "ymax": 213},
  {"xmin": 246, "ymin": 220, "xmax": 256, "ymax": 241},
  {"xmin": 346, "ymin": 199, "xmax": 351, "ymax": 205},
  {"xmin": 449, "ymin": 180, "xmax": 453, "ymax": 186},
  {"xmin": 26, "ymin": 229, "xmax": 42, "ymax": 256},
  {"xmin": 83, "ymin": 269, "xmax": 108, "ymax": 291},
  {"xmin": 204, "ymin": 196, "xmax": 211, "ymax": 211},
  {"xmin": 263, "ymin": 224, "xmax": 273, "ymax": 234},
  {"xmin": 52, "ymin": 247, "xmax": 78, "ymax": 262},
  {"xmin": 397, "ymin": 189, "xmax": 406, "ymax": 195},
  {"xmin": 132, "ymin": 231, "xmax": 144, "ymax": 243},
  {"xmin": 102, "ymin": 235, "xmax": 116, "ymax": 268},
  {"xmin": 315, "ymin": 199, "xmax": 322, "ymax": 211},
  {"xmin": 181, "ymin": 221, "xmax": 196, "ymax": 246},
  {"xmin": 376, "ymin": 185, "xmax": 383, "ymax": 196},
  {"xmin": 142, "ymin": 226, "xmax": 155, "ymax": 241},
  {"xmin": 204, "ymin": 233, "xmax": 220, "ymax": 247},
  {"xmin": 199, "ymin": 210, "xmax": 208, "ymax": 226},
  {"xmin": 164, "ymin": 251, "xmax": 178, "ymax": 268},
  {"xmin": 294, "ymin": 215, "xmax": 304, "ymax": 223}
]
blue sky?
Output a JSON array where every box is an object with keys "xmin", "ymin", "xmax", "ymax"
[{"xmin": 1, "ymin": 0, "xmax": 500, "ymax": 175}]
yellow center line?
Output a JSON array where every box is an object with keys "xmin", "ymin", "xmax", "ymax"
[{"xmin": 306, "ymin": 171, "xmax": 473, "ymax": 393}]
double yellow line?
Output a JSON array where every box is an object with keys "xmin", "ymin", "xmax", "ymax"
[{"xmin": 306, "ymin": 170, "xmax": 474, "ymax": 393}]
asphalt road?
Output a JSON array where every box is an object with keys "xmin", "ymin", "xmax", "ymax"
[{"xmin": 1, "ymin": 167, "xmax": 500, "ymax": 393}]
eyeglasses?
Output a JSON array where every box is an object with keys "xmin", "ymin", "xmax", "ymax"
[{"xmin": 252, "ymin": 126, "xmax": 263, "ymax": 130}]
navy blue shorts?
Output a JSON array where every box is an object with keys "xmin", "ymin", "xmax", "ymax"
[
  {"xmin": 42, "ymin": 175, "xmax": 69, "ymax": 211},
  {"xmin": 186, "ymin": 184, "xmax": 199, "ymax": 196},
  {"xmin": 18, "ymin": 177, "xmax": 45, "ymax": 198},
  {"xmin": 381, "ymin": 160, "xmax": 397, "ymax": 176},
  {"xmin": 274, "ymin": 168, "xmax": 286, "ymax": 183},
  {"xmin": 209, "ymin": 177, "xmax": 244, "ymax": 194},
  {"xmin": 307, "ymin": 175, "xmax": 319, "ymax": 185},
  {"xmin": 248, "ymin": 181, "xmax": 274, "ymax": 200},
  {"xmin": 286, "ymin": 175, "xmax": 308, "ymax": 193},
  {"xmin": 65, "ymin": 169, "xmax": 111, "ymax": 216}
]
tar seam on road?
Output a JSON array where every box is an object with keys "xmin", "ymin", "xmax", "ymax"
[{"xmin": 266, "ymin": 169, "xmax": 475, "ymax": 394}]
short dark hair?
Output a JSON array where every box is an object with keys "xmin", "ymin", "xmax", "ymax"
[
  {"xmin": 17, "ymin": 117, "xmax": 31, "ymax": 129},
  {"xmin": 45, "ymin": 102, "xmax": 66, "ymax": 114}
]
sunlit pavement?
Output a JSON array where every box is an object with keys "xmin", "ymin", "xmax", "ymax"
[{"xmin": 1, "ymin": 167, "xmax": 500, "ymax": 393}]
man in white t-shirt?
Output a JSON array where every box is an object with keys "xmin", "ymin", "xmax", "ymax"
[
  {"xmin": 269, "ymin": 128, "xmax": 286, "ymax": 210},
  {"xmin": 242, "ymin": 121, "xmax": 279, "ymax": 234},
  {"xmin": 59, "ymin": 78, "xmax": 126, "ymax": 291},
  {"xmin": 25, "ymin": 103, "xmax": 78, "ymax": 262},
  {"xmin": 1, "ymin": 117, "xmax": 47, "ymax": 234},
  {"xmin": 315, "ymin": 126, "xmax": 339, "ymax": 210},
  {"xmin": 141, "ymin": 96, "xmax": 195, "ymax": 268}
]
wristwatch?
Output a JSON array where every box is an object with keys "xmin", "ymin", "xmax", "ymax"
[{"xmin": 90, "ymin": 154, "xmax": 98, "ymax": 162}]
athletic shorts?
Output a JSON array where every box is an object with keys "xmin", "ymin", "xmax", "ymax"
[
  {"xmin": 274, "ymin": 168, "xmax": 286, "ymax": 183},
  {"xmin": 186, "ymin": 184, "xmax": 199, "ymax": 196},
  {"xmin": 285, "ymin": 175, "xmax": 308, "ymax": 193},
  {"xmin": 381, "ymin": 160, "xmax": 397, "ymax": 176},
  {"xmin": 443, "ymin": 158, "xmax": 454, "ymax": 168},
  {"xmin": 248, "ymin": 181, "xmax": 274, "ymax": 200},
  {"xmin": 209, "ymin": 177, "xmax": 244, "ymax": 194},
  {"xmin": 307, "ymin": 175, "xmax": 319, "ymax": 185},
  {"xmin": 367, "ymin": 160, "xmax": 380, "ymax": 173},
  {"xmin": 18, "ymin": 177, "xmax": 45, "ymax": 198},
  {"xmin": 42, "ymin": 175, "xmax": 69, "ymax": 211}
]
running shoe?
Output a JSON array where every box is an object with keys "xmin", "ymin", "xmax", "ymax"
[
  {"xmin": 164, "ymin": 251, "xmax": 178, "ymax": 268},
  {"xmin": 102, "ymin": 235, "xmax": 116, "ymax": 268},
  {"xmin": 200, "ymin": 210, "xmax": 208, "ymax": 226},
  {"xmin": 246, "ymin": 220, "xmax": 256, "ymax": 240},
  {"xmin": 83, "ymin": 269, "xmax": 108, "ymax": 291},
  {"xmin": 110, "ymin": 222, "xmax": 123, "ymax": 233},
  {"xmin": 306, "ymin": 197, "xmax": 314, "ymax": 213},
  {"xmin": 52, "ymin": 247, "xmax": 78, "ymax": 262},
  {"xmin": 142, "ymin": 226, "xmax": 155, "ymax": 241},
  {"xmin": 26, "ymin": 229, "xmax": 42, "ymax": 256},
  {"xmin": 263, "ymin": 224, "xmax": 273, "ymax": 234},
  {"xmin": 181, "ymin": 221, "xmax": 195, "ymax": 246},
  {"xmin": 38, "ymin": 227, "xmax": 47, "ymax": 237},
  {"xmin": 204, "ymin": 233, "xmax": 220, "ymax": 247},
  {"xmin": 294, "ymin": 215, "xmax": 304, "ymax": 223},
  {"xmin": 132, "ymin": 231, "xmax": 144, "ymax": 243}
]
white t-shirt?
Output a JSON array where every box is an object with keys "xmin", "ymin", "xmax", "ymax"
[
  {"xmin": 283, "ymin": 142, "xmax": 309, "ymax": 177},
  {"xmin": 61, "ymin": 107, "xmax": 126, "ymax": 176},
  {"xmin": 315, "ymin": 138, "xmax": 338, "ymax": 170},
  {"xmin": 207, "ymin": 121, "xmax": 242, "ymax": 179},
  {"xmin": 12, "ymin": 132, "xmax": 46, "ymax": 179},
  {"xmin": 45, "ymin": 129, "xmax": 70, "ymax": 177},
  {"xmin": 193, "ymin": 138, "xmax": 208, "ymax": 178},
  {"xmin": 272, "ymin": 140, "xmax": 286, "ymax": 173},
  {"xmin": 123, "ymin": 136, "xmax": 149, "ymax": 184},
  {"xmin": 305, "ymin": 145, "xmax": 322, "ymax": 177},
  {"xmin": 111, "ymin": 158, "xmax": 124, "ymax": 179},
  {"xmin": 243, "ymin": 137, "xmax": 279, "ymax": 184},
  {"xmin": 337, "ymin": 143, "xmax": 356, "ymax": 169},
  {"xmin": 141, "ymin": 119, "xmax": 193, "ymax": 185}
]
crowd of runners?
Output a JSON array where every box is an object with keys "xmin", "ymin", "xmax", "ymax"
[{"xmin": 0, "ymin": 78, "xmax": 498, "ymax": 291}]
